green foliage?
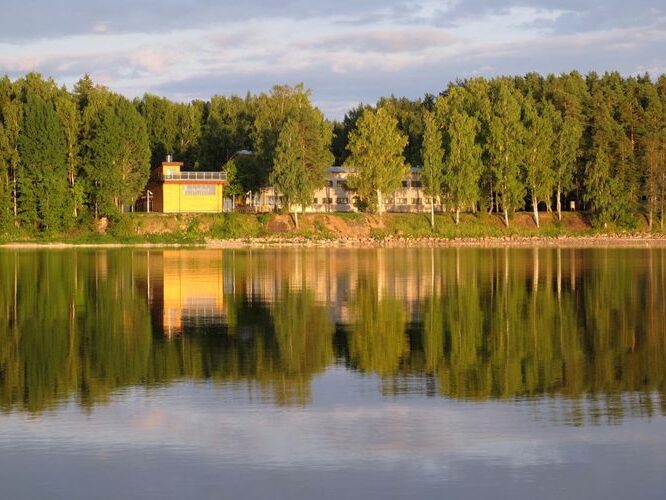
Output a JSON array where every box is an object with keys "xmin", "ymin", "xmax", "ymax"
[
  {"xmin": 209, "ymin": 213, "xmax": 264, "ymax": 239},
  {"xmin": 488, "ymin": 79, "xmax": 525, "ymax": 226},
  {"xmin": 18, "ymin": 88, "xmax": 70, "ymax": 232},
  {"xmin": 82, "ymin": 92, "xmax": 150, "ymax": 217},
  {"xmin": 270, "ymin": 106, "xmax": 333, "ymax": 226},
  {"xmin": 376, "ymin": 95, "xmax": 427, "ymax": 166},
  {"xmin": 346, "ymin": 107, "xmax": 409, "ymax": 213},
  {"xmin": 420, "ymin": 110, "xmax": 444, "ymax": 226},
  {"xmin": 438, "ymin": 94, "xmax": 483, "ymax": 223},
  {"xmin": 199, "ymin": 95, "xmax": 253, "ymax": 173},
  {"xmin": 253, "ymin": 84, "xmax": 313, "ymax": 188},
  {"xmin": 522, "ymin": 98, "xmax": 556, "ymax": 226},
  {"xmin": 585, "ymin": 87, "xmax": 636, "ymax": 226},
  {"xmin": 1, "ymin": 69, "xmax": 666, "ymax": 239},
  {"xmin": 331, "ymin": 104, "xmax": 368, "ymax": 165}
]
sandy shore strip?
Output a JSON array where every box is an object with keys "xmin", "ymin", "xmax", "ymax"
[
  {"xmin": 204, "ymin": 235, "xmax": 666, "ymax": 249},
  {"xmin": 2, "ymin": 235, "xmax": 666, "ymax": 250}
]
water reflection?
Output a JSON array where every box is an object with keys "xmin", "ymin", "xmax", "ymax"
[{"xmin": 0, "ymin": 247, "xmax": 664, "ymax": 422}]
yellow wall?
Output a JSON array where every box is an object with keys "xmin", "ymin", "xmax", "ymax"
[
  {"xmin": 162, "ymin": 183, "xmax": 224, "ymax": 213},
  {"xmin": 161, "ymin": 250, "xmax": 225, "ymax": 335}
]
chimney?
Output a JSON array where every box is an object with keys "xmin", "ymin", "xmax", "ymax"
[{"xmin": 167, "ymin": 154, "xmax": 172, "ymax": 162}]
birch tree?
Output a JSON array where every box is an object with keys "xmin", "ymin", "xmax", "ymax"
[
  {"xmin": 270, "ymin": 107, "xmax": 333, "ymax": 228},
  {"xmin": 522, "ymin": 98, "xmax": 555, "ymax": 228},
  {"xmin": 552, "ymin": 112, "xmax": 582, "ymax": 221},
  {"xmin": 420, "ymin": 110, "xmax": 444, "ymax": 228},
  {"xmin": 346, "ymin": 107, "xmax": 408, "ymax": 214},
  {"xmin": 488, "ymin": 79, "xmax": 525, "ymax": 227},
  {"xmin": 438, "ymin": 98, "xmax": 483, "ymax": 225}
]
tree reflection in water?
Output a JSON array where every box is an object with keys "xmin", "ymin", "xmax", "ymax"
[{"xmin": 0, "ymin": 247, "xmax": 664, "ymax": 423}]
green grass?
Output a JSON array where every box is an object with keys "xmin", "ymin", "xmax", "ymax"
[{"xmin": 0, "ymin": 211, "xmax": 663, "ymax": 245}]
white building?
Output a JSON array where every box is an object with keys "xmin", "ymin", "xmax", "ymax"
[{"xmin": 249, "ymin": 167, "xmax": 436, "ymax": 213}]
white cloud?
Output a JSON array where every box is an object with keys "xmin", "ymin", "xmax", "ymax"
[{"xmin": 0, "ymin": 1, "xmax": 664, "ymax": 118}]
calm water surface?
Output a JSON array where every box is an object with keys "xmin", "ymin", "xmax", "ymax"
[{"xmin": 0, "ymin": 247, "xmax": 664, "ymax": 499}]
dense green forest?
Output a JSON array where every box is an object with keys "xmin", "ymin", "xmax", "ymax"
[
  {"xmin": 1, "ymin": 71, "xmax": 665, "ymax": 236},
  {"xmin": 0, "ymin": 248, "xmax": 664, "ymax": 421}
]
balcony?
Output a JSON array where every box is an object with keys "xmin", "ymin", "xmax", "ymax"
[{"xmin": 159, "ymin": 171, "xmax": 227, "ymax": 182}]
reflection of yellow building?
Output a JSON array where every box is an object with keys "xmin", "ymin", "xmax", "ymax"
[
  {"xmin": 161, "ymin": 250, "xmax": 225, "ymax": 335},
  {"xmin": 144, "ymin": 160, "xmax": 227, "ymax": 213}
]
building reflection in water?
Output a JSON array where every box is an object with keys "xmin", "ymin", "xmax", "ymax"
[{"xmin": 146, "ymin": 250, "xmax": 226, "ymax": 336}]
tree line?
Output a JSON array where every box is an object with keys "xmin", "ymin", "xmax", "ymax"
[
  {"xmin": 340, "ymin": 72, "xmax": 666, "ymax": 229},
  {"xmin": 1, "ymin": 71, "xmax": 666, "ymax": 235}
]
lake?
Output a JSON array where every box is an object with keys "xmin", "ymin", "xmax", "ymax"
[{"xmin": 0, "ymin": 247, "xmax": 664, "ymax": 499}]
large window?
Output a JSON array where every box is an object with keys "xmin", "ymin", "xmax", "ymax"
[{"xmin": 183, "ymin": 185, "xmax": 215, "ymax": 196}]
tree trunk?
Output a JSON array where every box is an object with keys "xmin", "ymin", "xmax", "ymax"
[
  {"xmin": 504, "ymin": 208, "xmax": 509, "ymax": 228},
  {"xmin": 430, "ymin": 199, "xmax": 435, "ymax": 229},
  {"xmin": 648, "ymin": 202, "xmax": 653, "ymax": 231},
  {"xmin": 556, "ymin": 187, "xmax": 562, "ymax": 222},
  {"xmin": 455, "ymin": 208, "xmax": 460, "ymax": 225},
  {"xmin": 12, "ymin": 168, "xmax": 17, "ymax": 219},
  {"xmin": 376, "ymin": 189, "xmax": 383, "ymax": 215},
  {"xmin": 294, "ymin": 208, "xmax": 299, "ymax": 229},
  {"xmin": 533, "ymin": 194, "xmax": 540, "ymax": 228}
]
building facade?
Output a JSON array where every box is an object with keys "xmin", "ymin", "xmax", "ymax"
[
  {"xmin": 139, "ymin": 160, "xmax": 227, "ymax": 213},
  {"xmin": 249, "ymin": 167, "xmax": 435, "ymax": 213}
]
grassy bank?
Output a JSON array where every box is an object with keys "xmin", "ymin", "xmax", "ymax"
[{"xmin": 1, "ymin": 210, "xmax": 665, "ymax": 246}]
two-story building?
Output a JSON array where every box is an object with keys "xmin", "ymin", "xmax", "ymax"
[
  {"xmin": 137, "ymin": 158, "xmax": 227, "ymax": 213},
  {"xmin": 249, "ymin": 166, "xmax": 433, "ymax": 213}
]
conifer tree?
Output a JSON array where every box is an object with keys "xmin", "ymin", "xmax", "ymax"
[
  {"xmin": 18, "ymin": 92, "xmax": 69, "ymax": 231},
  {"xmin": 0, "ymin": 79, "xmax": 22, "ymax": 226},
  {"xmin": 55, "ymin": 92, "xmax": 82, "ymax": 217},
  {"xmin": 638, "ymin": 80, "xmax": 666, "ymax": 229},
  {"xmin": 585, "ymin": 90, "xmax": 622, "ymax": 226},
  {"xmin": 82, "ymin": 94, "xmax": 150, "ymax": 217},
  {"xmin": 420, "ymin": 110, "xmax": 444, "ymax": 228},
  {"xmin": 346, "ymin": 107, "xmax": 408, "ymax": 214},
  {"xmin": 270, "ymin": 107, "xmax": 333, "ymax": 228},
  {"xmin": 488, "ymin": 79, "xmax": 525, "ymax": 227}
]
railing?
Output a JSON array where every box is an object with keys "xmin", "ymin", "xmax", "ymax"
[{"xmin": 160, "ymin": 172, "xmax": 227, "ymax": 181}]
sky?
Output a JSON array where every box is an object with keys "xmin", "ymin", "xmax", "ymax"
[{"xmin": 1, "ymin": 0, "xmax": 665, "ymax": 118}]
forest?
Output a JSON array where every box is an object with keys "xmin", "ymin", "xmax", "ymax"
[{"xmin": 1, "ymin": 70, "xmax": 666, "ymax": 236}]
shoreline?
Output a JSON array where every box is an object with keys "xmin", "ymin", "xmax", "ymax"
[{"xmin": 3, "ymin": 234, "xmax": 666, "ymax": 249}]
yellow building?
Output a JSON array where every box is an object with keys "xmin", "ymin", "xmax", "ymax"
[
  {"xmin": 160, "ymin": 250, "xmax": 226, "ymax": 335},
  {"xmin": 144, "ymin": 160, "xmax": 227, "ymax": 213}
]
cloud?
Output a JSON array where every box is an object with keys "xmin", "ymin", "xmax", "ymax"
[{"xmin": 0, "ymin": 1, "xmax": 664, "ymax": 118}]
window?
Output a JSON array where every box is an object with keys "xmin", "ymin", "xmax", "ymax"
[
  {"xmin": 183, "ymin": 185, "xmax": 215, "ymax": 196},
  {"xmin": 336, "ymin": 197, "xmax": 349, "ymax": 204},
  {"xmin": 412, "ymin": 198, "xmax": 422, "ymax": 205},
  {"xmin": 401, "ymin": 181, "xmax": 409, "ymax": 188},
  {"xmin": 323, "ymin": 197, "xmax": 333, "ymax": 204},
  {"xmin": 398, "ymin": 198, "xmax": 408, "ymax": 205},
  {"xmin": 313, "ymin": 198, "xmax": 318, "ymax": 204},
  {"xmin": 411, "ymin": 180, "xmax": 422, "ymax": 188},
  {"xmin": 326, "ymin": 180, "xmax": 334, "ymax": 187}
]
